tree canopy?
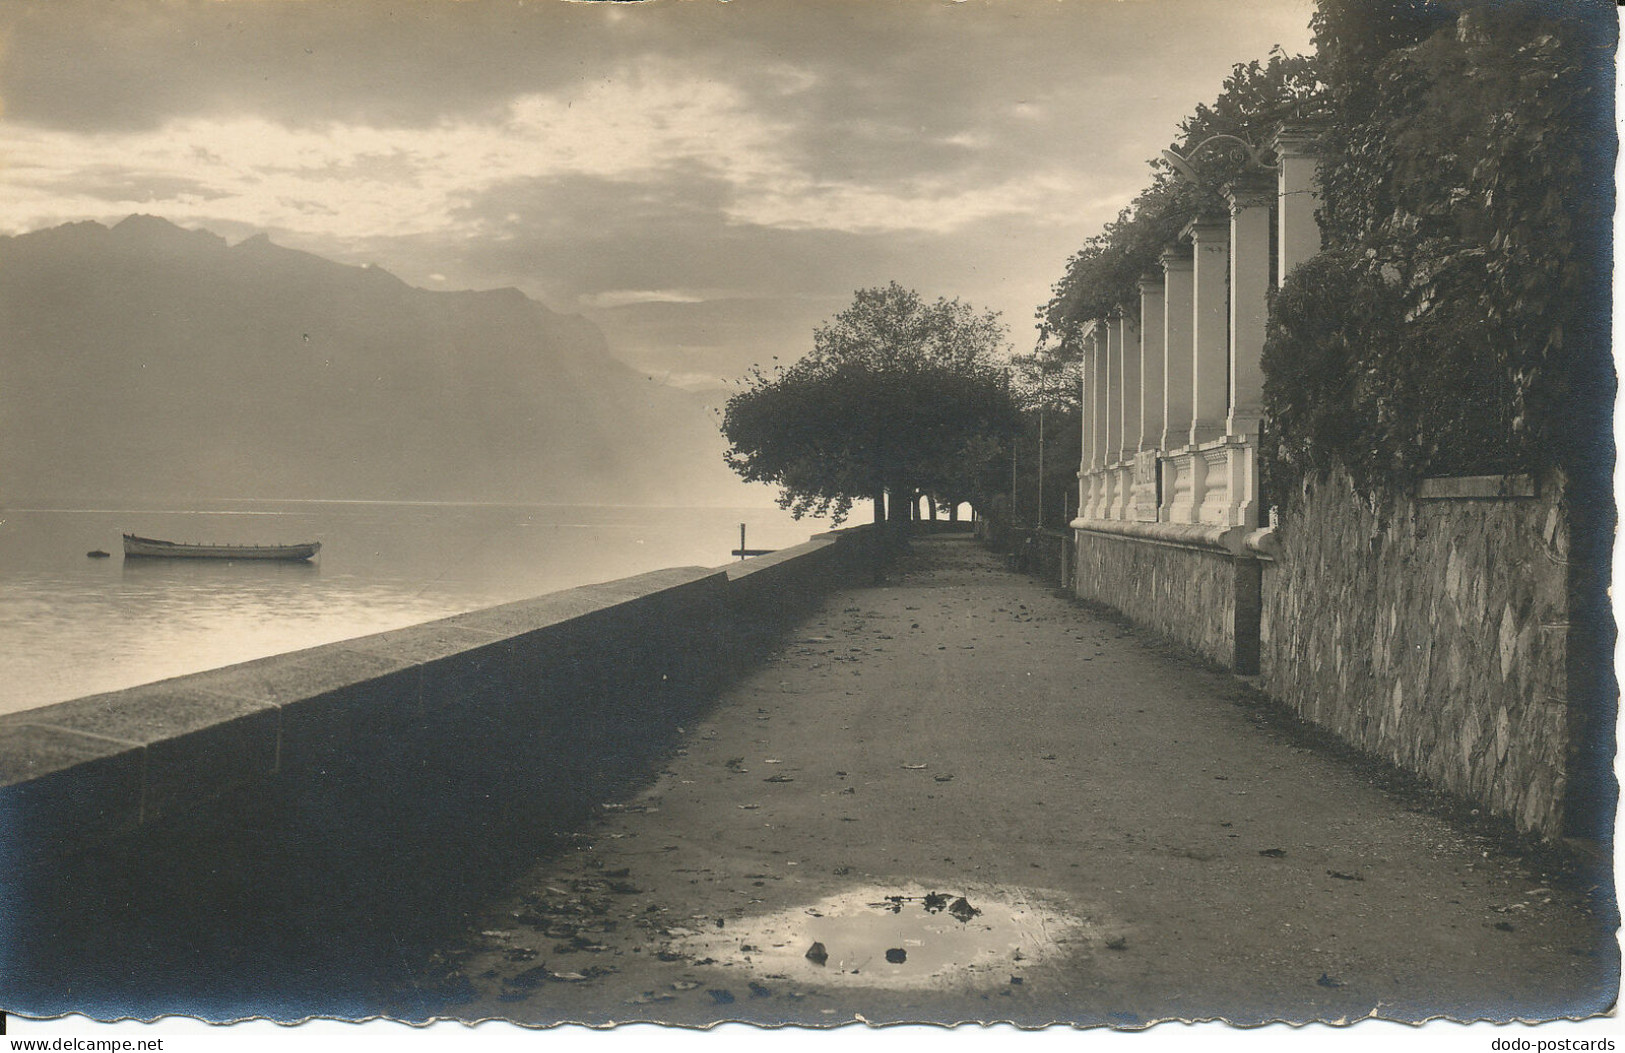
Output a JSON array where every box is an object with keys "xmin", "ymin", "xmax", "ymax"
[{"xmin": 721, "ymin": 283, "xmax": 1019, "ymax": 524}]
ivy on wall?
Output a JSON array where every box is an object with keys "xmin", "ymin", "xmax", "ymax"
[
  {"xmin": 1039, "ymin": 0, "xmax": 1613, "ymax": 509},
  {"xmin": 1263, "ymin": 0, "xmax": 1616, "ymax": 502}
]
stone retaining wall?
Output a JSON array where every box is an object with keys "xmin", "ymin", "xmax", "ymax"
[
  {"xmin": 1073, "ymin": 527, "xmax": 1260, "ymax": 673},
  {"xmin": 1259, "ymin": 469, "xmax": 1578, "ymax": 836},
  {"xmin": 1003, "ymin": 528, "xmax": 1071, "ymax": 589}
]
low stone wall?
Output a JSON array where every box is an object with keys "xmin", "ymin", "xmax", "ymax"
[
  {"xmin": 0, "ymin": 528, "xmax": 875, "ymax": 1018},
  {"xmin": 1072, "ymin": 524, "xmax": 1260, "ymax": 673},
  {"xmin": 0, "ymin": 567, "xmax": 729, "ymax": 858},
  {"xmin": 1259, "ymin": 469, "xmax": 1579, "ymax": 836},
  {"xmin": 1001, "ymin": 528, "xmax": 1071, "ymax": 588}
]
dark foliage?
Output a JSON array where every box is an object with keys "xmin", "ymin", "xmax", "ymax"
[
  {"xmin": 1004, "ymin": 348, "xmax": 1084, "ymax": 529},
  {"xmin": 721, "ymin": 283, "xmax": 1020, "ymax": 524},
  {"xmin": 1265, "ymin": 0, "xmax": 1616, "ymax": 500}
]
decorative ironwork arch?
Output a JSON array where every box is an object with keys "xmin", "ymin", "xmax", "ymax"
[{"xmin": 1160, "ymin": 134, "xmax": 1277, "ymax": 185}]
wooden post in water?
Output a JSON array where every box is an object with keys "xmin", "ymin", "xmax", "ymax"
[{"xmin": 731, "ymin": 523, "xmax": 774, "ymax": 560}]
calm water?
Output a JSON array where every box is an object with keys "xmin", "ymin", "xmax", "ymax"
[{"xmin": 0, "ymin": 501, "xmax": 824, "ymax": 716}]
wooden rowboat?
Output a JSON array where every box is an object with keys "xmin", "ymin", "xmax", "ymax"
[{"xmin": 122, "ymin": 533, "xmax": 321, "ymax": 561}]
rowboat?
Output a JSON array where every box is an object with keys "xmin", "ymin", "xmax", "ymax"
[{"xmin": 122, "ymin": 533, "xmax": 321, "ymax": 561}]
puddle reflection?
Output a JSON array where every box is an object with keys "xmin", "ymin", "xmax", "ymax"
[{"xmin": 675, "ymin": 884, "xmax": 1089, "ymax": 990}]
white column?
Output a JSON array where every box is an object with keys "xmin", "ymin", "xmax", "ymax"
[
  {"xmin": 1137, "ymin": 275, "xmax": 1165, "ymax": 453},
  {"xmin": 1116, "ymin": 311, "xmax": 1142, "ymax": 462},
  {"xmin": 1160, "ymin": 246, "xmax": 1194, "ymax": 451},
  {"xmin": 1079, "ymin": 327, "xmax": 1094, "ymax": 473},
  {"xmin": 1105, "ymin": 313, "xmax": 1123, "ymax": 465},
  {"xmin": 1091, "ymin": 323, "xmax": 1112, "ymax": 518},
  {"xmin": 1225, "ymin": 179, "xmax": 1272, "ymax": 442},
  {"xmin": 1275, "ymin": 127, "xmax": 1323, "ymax": 287},
  {"xmin": 1091, "ymin": 323, "xmax": 1110, "ymax": 472},
  {"xmin": 1076, "ymin": 327, "xmax": 1093, "ymax": 520},
  {"xmin": 1185, "ymin": 218, "xmax": 1229, "ymax": 446}
]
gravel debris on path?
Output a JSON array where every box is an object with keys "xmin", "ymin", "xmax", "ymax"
[{"xmin": 417, "ymin": 536, "xmax": 1616, "ymax": 1027}]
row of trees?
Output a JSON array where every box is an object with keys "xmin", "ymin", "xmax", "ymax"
[
  {"xmin": 721, "ymin": 283, "xmax": 1020, "ymax": 527},
  {"xmin": 720, "ymin": 282, "xmax": 1083, "ymax": 532}
]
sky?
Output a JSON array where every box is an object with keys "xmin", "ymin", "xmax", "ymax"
[{"xmin": 0, "ymin": 0, "xmax": 1316, "ymax": 392}]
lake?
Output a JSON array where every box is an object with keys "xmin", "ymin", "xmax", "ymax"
[{"xmin": 0, "ymin": 500, "xmax": 827, "ymax": 716}]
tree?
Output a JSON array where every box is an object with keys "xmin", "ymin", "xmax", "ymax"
[
  {"xmin": 721, "ymin": 283, "xmax": 1019, "ymax": 526},
  {"xmin": 1008, "ymin": 342, "xmax": 1083, "ymax": 530}
]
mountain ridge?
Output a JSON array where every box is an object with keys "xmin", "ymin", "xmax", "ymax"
[{"xmin": 0, "ymin": 216, "xmax": 748, "ymax": 506}]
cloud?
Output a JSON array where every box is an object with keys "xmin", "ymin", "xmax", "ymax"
[
  {"xmin": 0, "ymin": 56, "xmax": 1072, "ymax": 243},
  {"xmin": 1, "ymin": 0, "xmax": 1315, "ymax": 138},
  {"xmin": 0, "ymin": 0, "xmax": 1317, "ymax": 384},
  {"xmin": 731, "ymin": 170, "xmax": 1101, "ymax": 236},
  {"xmin": 581, "ymin": 290, "xmax": 711, "ymax": 309}
]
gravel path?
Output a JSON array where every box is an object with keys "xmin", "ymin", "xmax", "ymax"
[{"xmin": 422, "ymin": 535, "xmax": 1616, "ymax": 1027}]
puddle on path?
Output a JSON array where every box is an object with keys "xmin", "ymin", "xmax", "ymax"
[{"xmin": 674, "ymin": 884, "xmax": 1089, "ymax": 990}]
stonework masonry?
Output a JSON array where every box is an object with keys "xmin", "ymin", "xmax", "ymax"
[
  {"xmin": 1259, "ymin": 469, "xmax": 1574, "ymax": 836},
  {"xmin": 1066, "ymin": 125, "xmax": 1601, "ymax": 844},
  {"xmin": 1074, "ymin": 530, "xmax": 1260, "ymax": 673}
]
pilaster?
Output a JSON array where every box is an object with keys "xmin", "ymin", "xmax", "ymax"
[
  {"xmin": 1224, "ymin": 179, "xmax": 1273, "ymax": 443},
  {"xmin": 1105, "ymin": 313, "xmax": 1124, "ymax": 466},
  {"xmin": 1116, "ymin": 310, "xmax": 1142, "ymax": 463},
  {"xmin": 1079, "ymin": 324, "xmax": 1095, "ymax": 472},
  {"xmin": 1089, "ymin": 323, "xmax": 1110, "ymax": 519},
  {"xmin": 1137, "ymin": 275, "xmax": 1165, "ymax": 454},
  {"xmin": 1275, "ymin": 125, "xmax": 1324, "ymax": 286},
  {"xmin": 1100, "ymin": 322, "xmax": 1116, "ymax": 471},
  {"xmin": 1160, "ymin": 245, "xmax": 1195, "ymax": 453},
  {"xmin": 1184, "ymin": 218, "xmax": 1229, "ymax": 447}
]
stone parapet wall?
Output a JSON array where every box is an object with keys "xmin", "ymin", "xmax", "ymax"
[
  {"xmin": 0, "ymin": 530, "xmax": 874, "ymax": 872},
  {"xmin": 0, "ymin": 528, "xmax": 885, "ymax": 1017},
  {"xmin": 1259, "ymin": 469, "xmax": 1574, "ymax": 836},
  {"xmin": 1073, "ymin": 524, "xmax": 1260, "ymax": 672}
]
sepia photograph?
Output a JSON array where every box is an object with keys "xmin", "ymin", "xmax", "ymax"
[{"xmin": 0, "ymin": 0, "xmax": 1616, "ymax": 1048}]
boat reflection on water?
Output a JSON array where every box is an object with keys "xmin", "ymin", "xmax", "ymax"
[{"xmin": 119, "ymin": 554, "xmax": 320, "ymax": 582}]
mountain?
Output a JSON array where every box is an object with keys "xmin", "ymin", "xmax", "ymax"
[{"xmin": 0, "ymin": 216, "xmax": 749, "ymax": 506}]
